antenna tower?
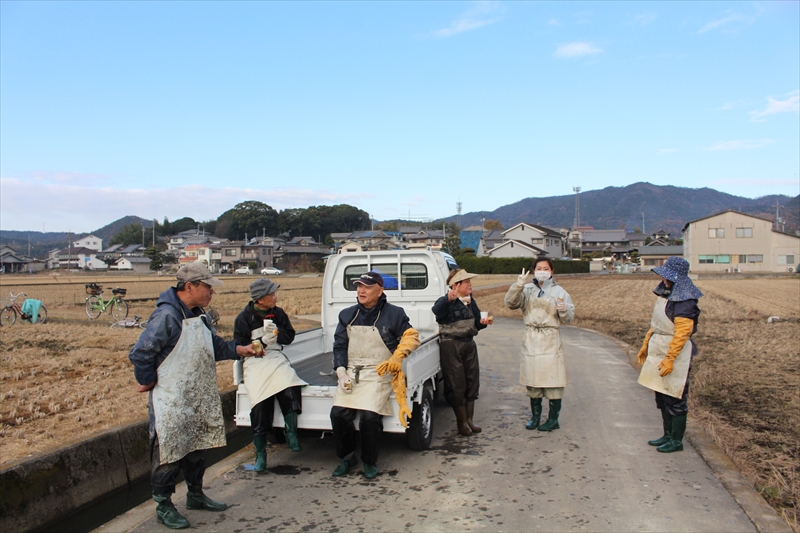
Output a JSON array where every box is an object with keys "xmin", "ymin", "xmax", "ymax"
[
  {"xmin": 456, "ymin": 201, "xmax": 462, "ymax": 229},
  {"xmin": 572, "ymin": 187, "xmax": 581, "ymax": 228}
]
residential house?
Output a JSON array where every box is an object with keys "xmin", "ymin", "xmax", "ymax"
[
  {"xmin": 476, "ymin": 230, "xmax": 505, "ymax": 256},
  {"xmin": 638, "ymin": 245, "xmax": 684, "ymax": 271},
  {"xmin": 458, "ymin": 226, "xmax": 484, "ymax": 253},
  {"xmin": 73, "ymin": 234, "xmax": 103, "ymax": 251},
  {"xmin": 683, "ymin": 210, "xmax": 800, "ymax": 273},
  {"xmin": 55, "ymin": 247, "xmax": 107, "ymax": 270},
  {"xmin": 486, "ymin": 240, "xmax": 546, "ymax": 259},
  {"xmin": 1, "ymin": 245, "xmax": 45, "ymax": 273},
  {"xmin": 115, "ymin": 256, "xmax": 152, "ymax": 273},
  {"xmin": 167, "ymin": 229, "xmax": 227, "ymax": 251},
  {"xmin": 406, "ymin": 230, "xmax": 445, "ymax": 250},
  {"xmin": 276, "ymin": 238, "xmax": 330, "ymax": 271},
  {"xmin": 499, "ymin": 223, "xmax": 564, "ymax": 258}
]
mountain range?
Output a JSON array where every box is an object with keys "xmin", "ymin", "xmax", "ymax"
[{"xmin": 2, "ymin": 183, "xmax": 798, "ymax": 257}]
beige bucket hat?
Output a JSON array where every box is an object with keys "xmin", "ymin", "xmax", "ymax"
[{"xmin": 448, "ymin": 269, "xmax": 478, "ymax": 287}]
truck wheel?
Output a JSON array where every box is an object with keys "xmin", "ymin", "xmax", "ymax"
[{"xmin": 406, "ymin": 385, "xmax": 434, "ymax": 450}]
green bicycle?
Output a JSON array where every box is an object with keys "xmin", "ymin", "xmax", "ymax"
[{"xmin": 85, "ymin": 283, "xmax": 129, "ymax": 320}]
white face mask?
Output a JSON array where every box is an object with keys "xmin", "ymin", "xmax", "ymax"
[{"xmin": 534, "ymin": 271, "xmax": 551, "ymax": 282}]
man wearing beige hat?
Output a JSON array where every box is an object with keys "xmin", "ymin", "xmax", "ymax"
[
  {"xmin": 130, "ymin": 262, "xmax": 257, "ymax": 529},
  {"xmin": 432, "ymin": 269, "xmax": 492, "ymax": 436}
]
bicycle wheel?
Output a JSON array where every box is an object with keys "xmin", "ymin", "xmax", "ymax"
[
  {"xmin": 37, "ymin": 305, "xmax": 48, "ymax": 324},
  {"xmin": 111, "ymin": 299, "xmax": 129, "ymax": 320},
  {"xmin": 85, "ymin": 296, "xmax": 102, "ymax": 319},
  {"xmin": 0, "ymin": 306, "xmax": 16, "ymax": 326}
]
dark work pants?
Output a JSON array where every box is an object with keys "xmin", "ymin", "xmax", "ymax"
[
  {"xmin": 250, "ymin": 386, "xmax": 303, "ymax": 436},
  {"xmin": 439, "ymin": 338, "xmax": 480, "ymax": 407},
  {"xmin": 151, "ymin": 434, "xmax": 205, "ymax": 497},
  {"xmin": 330, "ymin": 406, "xmax": 383, "ymax": 466},
  {"xmin": 655, "ymin": 353, "xmax": 694, "ymax": 417}
]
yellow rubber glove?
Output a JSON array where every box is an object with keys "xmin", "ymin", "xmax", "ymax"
[
  {"xmin": 637, "ymin": 329, "xmax": 654, "ymax": 365},
  {"xmin": 377, "ymin": 328, "xmax": 420, "ymax": 376},
  {"xmin": 658, "ymin": 317, "xmax": 694, "ymax": 377},
  {"xmin": 390, "ymin": 369, "xmax": 412, "ymax": 428}
]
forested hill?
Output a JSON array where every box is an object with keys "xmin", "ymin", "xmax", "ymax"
[{"xmin": 446, "ymin": 182, "xmax": 799, "ymax": 235}]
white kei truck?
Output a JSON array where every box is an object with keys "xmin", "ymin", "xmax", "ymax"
[{"xmin": 233, "ymin": 249, "xmax": 457, "ymax": 450}]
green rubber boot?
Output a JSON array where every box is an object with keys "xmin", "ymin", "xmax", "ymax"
[
  {"xmin": 332, "ymin": 455, "xmax": 358, "ymax": 477},
  {"xmin": 538, "ymin": 399, "xmax": 561, "ymax": 432},
  {"xmin": 657, "ymin": 414, "xmax": 686, "ymax": 453},
  {"xmin": 253, "ymin": 434, "xmax": 268, "ymax": 472},
  {"xmin": 526, "ymin": 398, "xmax": 543, "ymax": 430},
  {"xmin": 185, "ymin": 484, "xmax": 227, "ymax": 512},
  {"xmin": 648, "ymin": 409, "xmax": 672, "ymax": 447},
  {"xmin": 284, "ymin": 412, "xmax": 303, "ymax": 452},
  {"xmin": 153, "ymin": 494, "xmax": 190, "ymax": 529}
]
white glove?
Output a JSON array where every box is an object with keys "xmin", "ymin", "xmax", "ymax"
[
  {"xmin": 261, "ymin": 329, "xmax": 278, "ymax": 347},
  {"xmin": 336, "ymin": 367, "xmax": 353, "ymax": 394},
  {"xmin": 517, "ymin": 268, "xmax": 529, "ymax": 287}
]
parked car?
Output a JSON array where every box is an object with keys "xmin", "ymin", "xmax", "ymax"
[
  {"xmin": 260, "ymin": 267, "xmax": 284, "ymax": 275},
  {"xmin": 235, "ymin": 266, "xmax": 252, "ymax": 275}
]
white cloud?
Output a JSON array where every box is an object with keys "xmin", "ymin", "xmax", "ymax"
[
  {"xmin": 0, "ymin": 178, "xmax": 372, "ymax": 233},
  {"xmin": 749, "ymin": 91, "xmax": 800, "ymax": 122},
  {"xmin": 431, "ymin": 1, "xmax": 504, "ymax": 38},
  {"xmin": 713, "ymin": 102, "xmax": 737, "ymax": 111},
  {"xmin": 656, "ymin": 148, "xmax": 678, "ymax": 155},
  {"xmin": 703, "ymin": 139, "xmax": 774, "ymax": 151},
  {"xmin": 548, "ymin": 18, "xmax": 561, "ymax": 27},
  {"xmin": 629, "ymin": 13, "xmax": 656, "ymax": 27},
  {"xmin": 698, "ymin": 13, "xmax": 745, "ymax": 34},
  {"xmin": 554, "ymin": 42, "xmax": 602, "ymax": 58}
]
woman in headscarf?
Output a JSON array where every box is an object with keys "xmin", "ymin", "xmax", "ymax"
[
  {"xmin": 636, "ymin": 256, "xmax": 702, "ymax": 453},
  {"xmin": 504, "ymin": 258, "xmax": 574, "ymax": 432},
  {"xmin": 432, "ymin": 269, "xmax": 491, "ymax": 436},
  {"xmin": 234, "ymin": 278, "xmax": 307, "ymax": 472}
]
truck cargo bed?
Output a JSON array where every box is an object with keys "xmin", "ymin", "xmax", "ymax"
[{"xmin": 290, "ymin": 350, "xmax": 337, "ymax": 387}]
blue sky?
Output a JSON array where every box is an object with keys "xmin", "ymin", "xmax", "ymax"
[{"xmin": 1, "ymin": 1, "xmax": 798, "ymax": 233}]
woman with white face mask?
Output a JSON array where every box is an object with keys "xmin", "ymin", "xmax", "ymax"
[{"xmin": 504, "ymin": 258, "xmax": 574, "ymax": 431}]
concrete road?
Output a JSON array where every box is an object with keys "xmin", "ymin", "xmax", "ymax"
[{"xmin": 106, "ymin": 318, "xmax": 760, "ymax": 532}]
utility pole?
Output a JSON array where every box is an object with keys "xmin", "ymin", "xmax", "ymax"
[
  {"xmin": 641, "ymin": 212, "xmax": 646, "ymax": 235},
  {"xmin": 153, "ymin": 220, "xmax": 156, "ymax": 247},
  {"xmin": 572, "ymin": 187, "xmax": 581, "ymax": 228},
  {"xmin": 456, "ymin": 201, "xmax": 462, "ymax": 230}
]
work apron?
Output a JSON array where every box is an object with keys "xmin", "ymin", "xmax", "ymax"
[
  {"xmin": 151, "ymin": 316, "xmax": 226, "ymax": 465},
  {"xmin": 637, "ymin": 298, "xmax": 692, "ymax": 399},
  {"xmin": 243, "ymin": 325, "xmax": 307, "ymax": 407},
  {"xmin": 332, "ymin": 311, "xmax": 394, "ymax": 416},
  {"xmin": 520, "ymin": 296, "xmax": 567, "ymax": 388}
]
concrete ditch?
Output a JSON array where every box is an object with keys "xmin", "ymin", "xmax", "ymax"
[{"xmin": 0, "ymin": 387, "xmax": 239, "ymax": 533}]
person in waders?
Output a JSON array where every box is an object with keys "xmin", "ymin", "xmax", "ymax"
[
  {"xmin": 129, "ymin": 262, "xmax": 258, "ymax": 529},
  {"xmin": 329, "ymin": 271, "xmax": 420, "ymax": 479},
  {"xmin": 636, "ymin": 256, "xmax": 702, "ymax": 453},
  {"xmin": 234, "ymin": 278, "xmax": 307, "ymax": 472},
  {"xmin": 504, "ymin": 258, "xmax": 575, "ymax": 432},
  {"xmin": 431, "ymin": 269, "xmax": 492, "ymax": 436}
]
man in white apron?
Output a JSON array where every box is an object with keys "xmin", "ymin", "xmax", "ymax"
[
  {"xmin": 636, "ymin": 256, "xmax": 702, "ymax": 454},
  {"xmin": 330, "ymin": 271, "xmax": 420, "ymax": 479},
  {"xmin": 130, "ymin": 262, "xmax": 257, "ymax": 529},
  {"xmin": 234, "ymin": 278, "xmax": 307, "ymax": 472}
]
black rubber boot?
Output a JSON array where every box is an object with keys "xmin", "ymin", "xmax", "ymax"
[
  {"xmin": 253, "ymin": 434, "xmax": 268, "ymax": 472},
  {"xmin": 453, "ymin": 405, "xmax": 472, "ymax": 436},
  {"xmin": 657, "ymin": 414, "xmax": 686, "ymax": 453},
  {"xmin": 648, "ymin": 409, "xmax": 672, "ymax": 447},
  {"xmin": 538, "ymin": 399, "xmax": 561, "ymax": 432},
  {"xmin": 186, "ymin": 484, "xmax": 227, "ymax": 512},
  {"xmin": 153, "ymin": 494, "xmax": 190, "ymax": 529},
  {"xmin": 284, "ymin": 412, "xmax": 302, "ymax": 452},
  {"xmin": 465, "ymin": 401, "xmax": 481, "ymax": 433},
  {"xmin": 526, "ymin": 398, "xmax": 543, "ymax": 430}
]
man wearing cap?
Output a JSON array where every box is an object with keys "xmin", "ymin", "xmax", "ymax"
[
  {"xmin": 129, "ymin": 262, "xmax": 257, "ymax": 529},
  {"xmin": 432, "ymin": 269, "xmax": 491, "ymax": 436},
  {"xmin": 636, "ymin": 256, "xmax": 702, "ymax": 453},
  {"xmin": 329, "ymin": 271, "xmax": 420, "ymax": 479},
  {"xmin": 234, "ymin": 278, "xmax": 307, "ymax": 471}
]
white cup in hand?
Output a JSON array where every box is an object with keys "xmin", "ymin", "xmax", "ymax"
[{"xmin": 480, "ymin": 311, "xmax": 488, "ymax": 320}]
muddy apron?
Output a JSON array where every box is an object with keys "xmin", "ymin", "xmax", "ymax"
[
  {"xmin": 637, "ymin": 298, "xmax": 692, "ymax": 398},
  {"xmin": 520, "ymin": 295, "xmax": 567, "ymax": 388},
  {"xmin": 243, "ymin": 325, "xmax": 307, "ymax": 407},
  {"xmin": 332, "ymin": 311, "xmax": 394, "ymax": 416},
  {"xmin": 152, "ymin": 316, "xmax": 226, "ymax": 465}
]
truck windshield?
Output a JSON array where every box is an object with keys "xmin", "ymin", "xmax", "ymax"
[{"xmin": 344, "ymin": 263, "xmax": 428, "ymax": 291}]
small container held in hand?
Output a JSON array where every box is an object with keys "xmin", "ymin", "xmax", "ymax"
[
  {"xmin": 480, "ymin": 311, "xmax": 488, "ymax": 320},
  {"xmin": 251, "ymin": 339, "xmax": 264, "ymax": 357},
  {"xmin": 343, "ymin": 378, "xmax": 353, "ymax": 392}
]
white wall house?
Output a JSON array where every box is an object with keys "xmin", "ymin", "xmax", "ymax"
[
  {"xmin": 498, "ymin": 223, "xmax": 563, "ymax": 258},
  {"xmin": 683, "ymin": 210, "xmax": 800, "ymax": 273},
  {"xmin": 73, "ymin": 235, "xmax": 103, "ymax": 251},
  {"xmin": 486, "ymin": 240, "xmax": 544, "ymax": 258}
]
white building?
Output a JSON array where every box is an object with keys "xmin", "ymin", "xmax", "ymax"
[{"xmin": 73, "ymin": 235, "xmax": 103, "ymax": 251}]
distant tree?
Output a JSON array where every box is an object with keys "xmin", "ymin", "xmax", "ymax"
[
  {"xmin": 645, "ymin": 236, "xmax": 652, "ymax": 244},
  {"xmin": 633, "ymin": 227, "xmax": 642, "ymax": 234},
  {"xmin": 161, "ymin": 217, "xmax": 173, "ymax": 236},
  {"xmin": 376, "ymin": 221, "xmax": 398, "ymax": 232},
  {"xmin": 110, "ymin": 223, "xmax": 144, "ymax": 245},
  {"xmin": 144, "ymin": 246, "xmax": 164, "ymax": 271},
  {"xmin": 484, "ymin": 219, "xmax": 503, "ymax": 230},
  {"xmin": 171, "ymin": 217, "xmax": 198, "ymax": 234},
  {"xmin": 217, "ymin": 201, "xmax": 279, "ymax": 240},
  {"xmin": 460, "ymin": 247, "xmax": 476, "ymax": 257}
]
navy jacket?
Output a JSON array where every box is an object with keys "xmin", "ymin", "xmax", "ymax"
[{"xmin": 333, "ymin": 294, "xmax": 412, "ymax": 370}]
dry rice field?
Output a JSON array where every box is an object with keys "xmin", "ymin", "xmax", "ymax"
[{"xmin": 1, "ymin": 272, "xmax": 798, "ymax": 530}]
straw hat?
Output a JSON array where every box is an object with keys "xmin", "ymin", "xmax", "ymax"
[{"xmin": 448, "ymin": 269, "xmax": 478, "ymax": 287}]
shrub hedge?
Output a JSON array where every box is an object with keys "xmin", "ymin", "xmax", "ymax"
[{"xmin": 453, "ymin": 255, "xmax": 589, "ymax": 275}]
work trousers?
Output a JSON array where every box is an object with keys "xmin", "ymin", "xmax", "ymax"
[
  {"xmin": 439, "ymin": 337, "xmax": 480, "ymax": 407},
  {"xmin": 250, "ymin": 386, "xmax": 303, "ymax": 436},
  {"xmin": 150, "ymin": 434, "xmax": 205, "ymax": 497},
  {"xmin": 330, "ymin": 406, "xmax": 383, "ymax": 466},
  {"xmin": 655, "ymin": 355, "xmax": 694, "ymax": 417}
]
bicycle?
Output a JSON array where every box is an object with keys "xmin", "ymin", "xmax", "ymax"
[
  {"xmin": 110, "ymin": 315, "xmax": 146, "ymax": 329},
  {"xmin": 0, "ymin": 292, "xmax": 48, "ymax": 326},
  {"xmin": 85, "ymin": 283, "xmax": 129, "ymax": 320}
]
